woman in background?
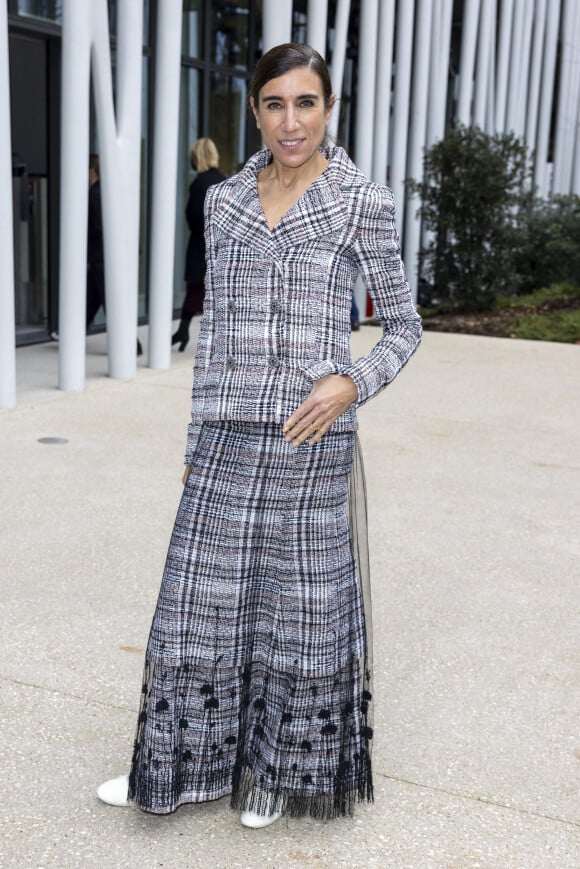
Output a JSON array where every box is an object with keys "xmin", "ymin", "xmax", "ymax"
[{"xmin": 172, "ymin": 137, "xmax": 226, "ymax": 351}]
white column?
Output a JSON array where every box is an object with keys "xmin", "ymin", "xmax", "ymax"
[
  {"xmin": 485, "ymin": 1, "xmax": 496, "ymax": 134},
  {"xmin": 473, "ymin": 0, "xmax": 495, "ymax": 129},
  {"xmin": 525, "ymin": 0, "xmax": 547, "ymax": 153},
  {"xmin": 495, "ymin": 0, "xmax": 514, "ymax": 131},
  {"xmin": 0, "ymin": 0, "xmax": 16, "ymax": 409},
  {"xmin": 390, "ymin": 0, "xmax": 415, "ymax": 237},
  {"xmin": 371, "ymin": 0, "xmax": 395, "ymax": 184},
  {"xmin": 262, "ymin": 0, "xmax": 292, "ymax": 52},
  {"xmin": 515, "ymin": 0, "xmax": 535, "ymax": 137},
  {"xmin": 307, "ymin": 0, "xmax": 328, "ymax": 57},
  {"xmin": 427, "ymin": 0, "xmax": 453, "ymax": 147},
  {"xmin": 404, "ymin": 0, "xmax": 434, "ymax": 297},
  {"xmin": 553, "ymin": 0, "xmax": 580, "ymax": 193},
  {"xmin": 58, "ymin": 0, "xmax": 143, "ymax": 390},
  {"xmin": 98, "ymin": 0, "xmax": 143, "ymax": 378},
  {"xmin": 148, "ymin": 0, "xmax": 182, "ymax": 370},
  {"xmin": 534, "ymin": 0, "xmax": 561, "ymax": 195},
  {"xmin": 505, "ymin": 0, "xmax": 526, "ymax": 134},
  {"xmin": 355, "ymin": 0, "xmax": 379, "ymax": 178},
  {"xmin": 58, "ymin": 0, "xmax": 92, "ymax": 391},
  {"xmin": 456, "ymin": 0, "xmax": 481, "ymax": 125},
  {"xmin": 328, "ymin": 0, "xmax": 351, "ymax": 141}
]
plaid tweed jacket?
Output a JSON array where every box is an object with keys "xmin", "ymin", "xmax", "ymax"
[{"xmin": 185, "ymin": 145, "xmax": 421, "ymax": 463}]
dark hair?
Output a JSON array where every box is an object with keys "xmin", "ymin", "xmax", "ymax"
[
  {"xmin": 89, "ymin": 153, "xmax": 100, "ymax": 176},
  {"xmin": 250, "ymin": 43, "xmax": 333, "ymax": 108}
]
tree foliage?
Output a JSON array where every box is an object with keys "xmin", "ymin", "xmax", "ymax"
[
  {"xmin": 408, "ymin": 125, "xmax": 534, "ymax": 311},
  {"xmin": 514, "ymin": 195, "xmax": 580, "ymax": 294}
]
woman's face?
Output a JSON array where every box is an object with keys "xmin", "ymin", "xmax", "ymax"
[{"xmin": 251, "ymin": 67, "xmax": 334, "ymax": 171}]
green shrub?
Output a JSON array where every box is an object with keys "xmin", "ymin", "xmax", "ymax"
[
  {"xmin": 510, "ymin": 310, "xmax": 580, "ymax": 343},
  {"xmin": 515, "ymin": 195, "xmax": 580, "ymax": 294},
  {"xmin": 408, "ymin": 125, "xmax": 533, "ymax": 311}
]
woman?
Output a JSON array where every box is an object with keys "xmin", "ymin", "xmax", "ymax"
[
  {"xmin": 98, "ymin": 43, "xmax": 421, "ymax": 828},
  {"xmin": 172, "ymin": 137, "xmax": 226, "ymax": 352}
]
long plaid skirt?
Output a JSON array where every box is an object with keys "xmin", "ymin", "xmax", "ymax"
[{"xmin": 128, "ymin": 422, "xmax": 373, "ymax": 819}]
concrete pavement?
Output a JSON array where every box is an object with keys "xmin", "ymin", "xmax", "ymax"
[{"xmin": 1, "ymin": 325, "xmax": 579, "ymax": 868}]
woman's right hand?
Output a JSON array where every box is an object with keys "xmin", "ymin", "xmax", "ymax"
[{"xmin": 182, "ymin": 464, "xmax": 191, "ymax": 485}]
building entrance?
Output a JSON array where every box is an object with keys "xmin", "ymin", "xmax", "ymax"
[{"xmin": 10, "ymin": 30, "xmax": 58, "ymax": 344}]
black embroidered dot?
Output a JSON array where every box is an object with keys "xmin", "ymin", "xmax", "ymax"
[
  {"xmin": 343, "ymin": 701, "xmax": 354, "ymax": 716},
  {"xmin": 155, "ymin": 698, "xmax": 169, "ymax": 713},
  {"xmin": 211, "ymin": 743, "xmax": 218, "ymax": 751},
  {"xmin": 266, "ymin": 764, "xmax": 276, "ymax": 779},
  {"xmin": 200, "ymin": 684, "xmax": 213, "ymax": 695},
  {"xmin": 253, "ymin": 725, "xmax": 265, "ymax": 739},
  {"xmin": 138, "ymin": 711, "xmax": 147, "ymax": 724},
  {"xmin": 254, "ymin": 697, "xmax": 266, "ymax": 710},
  {"xmin": 321, "ymin": 723, "xmax": 338, "ymax": 735},
  {"xmin": 302, "ymin": 773, "xmax": 313, "ymax": 784},
  {"xmin": 361, "ymin": 701, "xmax": 369, "ymax": 714},
  {"xmin": 224, "ymin": 735, "xmax": 237, "ymax": 745},
  {"xmin": 361, "ymin": 726, "xmax": 374, "ymax": 739},
  {"xmin": 178, "ymin": 718, "xmax": 189, "ymax": 729},
  {"xmin": 362, "ymin": 690, "xmax": 373, "ymax": 701},
  {"xmin": 204, "ymin": 697, "xmax": 219, "ymax": 709},
  {"xmin": 300, "ymin": 740, "xmax": 312, "ymax": 752},
  {"xmin": 281, "ymin": 712, "xmax": 293, "ymax": 724},
  {"xmin": 182, "ymin": 750, "xmax": 192, "ymax": 761},
  {"xmin": 318, "ymin": 708, "xmax": 331, "ymax": 719}
]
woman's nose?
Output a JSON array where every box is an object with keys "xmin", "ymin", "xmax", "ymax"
[{"xmin": 282, "ymin": 106, "xmax": 298, "ymax": 130}]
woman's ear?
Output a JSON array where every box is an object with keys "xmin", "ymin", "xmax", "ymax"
[
  {"xmin": 326, "ymin": 94, "xmax": 336, "ymax": 122},
  {"xmin": 249, "ymin": 96, "xmax": 260, "ymax": 130}
]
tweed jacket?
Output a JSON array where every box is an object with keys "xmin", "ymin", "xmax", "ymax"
[{"xmin": 185, "ymin": 145, "xmax": 421, "ymax": 463}]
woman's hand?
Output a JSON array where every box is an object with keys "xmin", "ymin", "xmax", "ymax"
[
  {"xmin": 182, "ymin": 464, "xmax": 191, "ymax": 485},
  {"xmin": 283, "ymin": 374, "xmax": 358, "ymax": 447}
]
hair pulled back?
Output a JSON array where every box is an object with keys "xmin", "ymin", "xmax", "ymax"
[{"xmin": 250, "ymin": 43, "xmax": 334, "ymax": 108}]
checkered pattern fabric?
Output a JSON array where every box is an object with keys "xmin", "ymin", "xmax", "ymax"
[
  {"xmin": 129, "ymin": 423, "xmax": 373, "ymax": 818},
  {"xmin": 185, "ymin": 145, "xmax": 421, "ymax": 462}
]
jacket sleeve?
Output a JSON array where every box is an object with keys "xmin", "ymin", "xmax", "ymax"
[
  {"xmin": 184, "ymin": 186, "xmax": 217, "ymax": 464},
  {"xmin": 342, "ymin": 185, "xmax": 422, "ymax": 406}
]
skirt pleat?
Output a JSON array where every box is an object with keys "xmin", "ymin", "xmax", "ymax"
[{"xmin": 128, "ymin": 422, "xmax": 373, "ymax": 818}]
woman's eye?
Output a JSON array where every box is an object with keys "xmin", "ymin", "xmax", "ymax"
[
  {"xmin": 300, "ymin": 100, "xmax": 315, "ymax": 108},
  {"xmin": 265, "ymin": 101, "xmax": 282, "ymax": 110}
]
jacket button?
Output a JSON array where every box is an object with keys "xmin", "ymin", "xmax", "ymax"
[
  {"xmin": 271, "ymin": 300, "xmax": 282, "ymax": 314},
  {"xmin": 227, "ymin": 299, "xmax": 236, "ymax": 313},
  {"xmin": 226, "ymin": 355, "xmax": 236, "ymax": 369},
  {"xmin": 268, "ymin": 354, "xmax": 280, "ymax": 368}
]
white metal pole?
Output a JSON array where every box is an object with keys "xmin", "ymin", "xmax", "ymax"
[
  {"xmin": 0, "ymin": 0, "xmax": 16, "ymax": 408},
  {"xmin": 371, "ymin": 0, "xmax": 395, "ymax": 184},
  {"xmin": 390, "ymin": 0, "xmax": 415, "ymax": 237},
  {"xmin": 534, "ymin": 0, "xmax": 562, "ymax": 195},
  {"xmin": 328, "ymin": 0, "xmax": 351, "ymax": 141},
  {"xmin": 307, "ymin": 0, "xmax": 328, "ymax": 57},
  {"xmin": 427, "ymin": 0, "xmax": 453, "ymax": 147},
  {"xmin": 485, "ymin": 0, "xmax": 496, "ymax": 134},
  {"xmin": 58, "ymin": 0, "xmax": 91, "ymax": 391},
  {"xmin": 495, "ymin": 0, "xmax": 515, "ymax": 131},
  {"xmin": 473, "ymin": 0, "xmax": 494, "ymax": 129},
  {"xmin": 404, "ymin": 0, "xmax": 434, "ymax": 296},
  {"xmin": 525, "ymin": 0, "xmax": 547, "ymax": 153},
  {"xmin": 515, "ymin": 0, "xmax": 535, "ymax": 138},
  {"xmin": 101, "ymin": 0, "xmax": 143, "ymax": 378},
  {"xmin": 553, "ymin": 0, "xmax": 580, "ymax": 193},
  {"xmin": 262, "ymin": 0, "xmax": 293, "ymax": 52},
  {"xmin": 456, "ymin": 0, "xmax": 481, "ymax": 125},
  {"xmin": 505, "ymin": 0, "xmax": 526, "ymax": 135},
  {"xmin": 148, "ymin": 0, "xmax": 182, "ymax": 370},
  {"xmin": 355, "ymin": 0, "xmax": 379, "ymax": 178}
]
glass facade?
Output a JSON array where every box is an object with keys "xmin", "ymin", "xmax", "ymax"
[{"xmin": 6, "ymin": 0, "xmax": 268, "ymax": 343}]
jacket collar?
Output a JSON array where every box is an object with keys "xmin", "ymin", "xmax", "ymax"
[{"xmin": 213, "ymin": 145, "xmax": 360, "ymax": 251}]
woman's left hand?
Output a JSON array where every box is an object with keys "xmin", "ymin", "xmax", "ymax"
[{"xmin": 283, "ymin": 374, "xmax": 358, "ymax": 447}]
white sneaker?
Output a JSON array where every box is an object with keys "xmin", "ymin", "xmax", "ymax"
[
  {"xmin": 97, "ymin": 774, "xmax": 133, "ymax": 807},
  {"xmin": 240, "ymin": 789, "xmax": 284, "ymax": 829}
]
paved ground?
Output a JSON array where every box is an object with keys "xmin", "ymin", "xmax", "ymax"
[{"xmin": 1, "ymin": 324, "xmax": 579, "ymax": 868}]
